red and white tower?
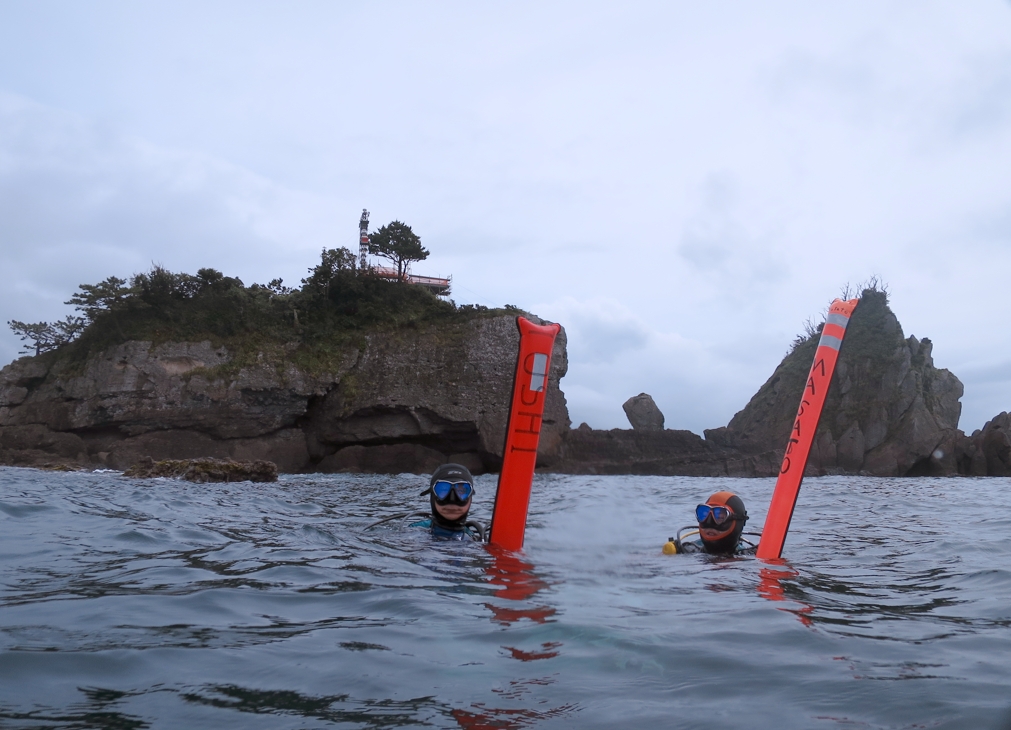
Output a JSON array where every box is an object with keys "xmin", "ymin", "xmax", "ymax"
[{"xmin": 358, "ymin": 209, "xmax": 370, "ymax": 270}]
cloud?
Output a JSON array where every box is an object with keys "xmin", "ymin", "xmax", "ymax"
[
  {"xmin": 958, "ymin": 359, "xmax": 1011, "ymax": 386},
  {"xmin": 0, "ymin": 93, "xmax": 339, "ymax": 364},
  {"xmin": 3, "ymin": 3, "xmax": 1011, "ymax": 437},
  {"xmin": 533, "ymin": 295, "xmax": 771, "ymax": 433},
  {"xmin": 678, "ymin": 173, "xmax": 739, "ymax": 272},
  {"xmin": 676, "ymin": 172, "xmax": 789, "ymax": 298},
  {"xmin": 540, "ymin": 297, "xmax": 650, "ymax": 365}
]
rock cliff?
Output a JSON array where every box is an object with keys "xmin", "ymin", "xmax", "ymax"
[
  {"xmin": 965, "ymin": 412, "xmax": 1011, "ymax": 476},
  {"xmin": 703, "ymin": 289, "xmax": 966, "ymax": 477},
  {"xmin": 0, "ymin": 314, "xmax": 569, "ymax": 474}
]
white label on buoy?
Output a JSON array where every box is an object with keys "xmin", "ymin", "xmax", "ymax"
[{"xmin": 530, "ymin": 353, "xmax": 548, "ymax": 392}]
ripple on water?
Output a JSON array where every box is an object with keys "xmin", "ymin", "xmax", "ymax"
[
  {"xmin": 3, "ymin": 468, "xmax": 1011, "ymax": 729},
  {"xmin": 0, "ymin": 501, "xmax": 57, "ymax": 518}
]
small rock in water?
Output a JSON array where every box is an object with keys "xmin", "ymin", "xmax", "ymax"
[
  {"xmin": 622, "ymin": 393, "xmax": 665, "ymax": 431},
  {"xmin": 124, "ymin": 456, "xmax": 278, "ymax": 483},
  {"xmin": 38, "ymin": 463, "xmax": 83, "ymax": 472}
]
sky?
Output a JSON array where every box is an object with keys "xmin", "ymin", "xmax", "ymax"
[{"xmin": 1, "ymin": 1, "xmax": 1010, "ymax": 435}]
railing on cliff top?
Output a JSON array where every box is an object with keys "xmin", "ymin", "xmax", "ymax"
[{"xmin": 370, "ymin": 266, "xmax": 451, "ymax": 296}]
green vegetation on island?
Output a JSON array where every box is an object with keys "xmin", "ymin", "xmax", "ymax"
[{"xmin": 8, "ymin": 235, "xmax": 504, "ymax": 374}]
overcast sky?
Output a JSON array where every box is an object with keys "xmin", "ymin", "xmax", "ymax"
[{"xmin": 2, "ymin": 1, "xmax": 1010, "ymax": 434}]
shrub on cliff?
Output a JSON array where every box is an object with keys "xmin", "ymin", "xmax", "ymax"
[
  {"xmin": 51, "ymin": 265, "xmax": 293, "ymax": 358},
  {"xmin": 8, "ymin": 250, "xmax": 496, "ymax": 363},
  {"xmin": 297, "ymin": 246, "xmax": 454, "ymax": 332}
]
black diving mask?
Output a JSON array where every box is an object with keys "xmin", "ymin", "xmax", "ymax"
[{"xmin": 430, "ymin": 480, "xmax": 473, "ymax": 505}]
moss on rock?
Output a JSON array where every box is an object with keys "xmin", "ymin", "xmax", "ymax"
[{"xmin": 124, "ymin": 456, "xmax": 278, "ymax": 483}]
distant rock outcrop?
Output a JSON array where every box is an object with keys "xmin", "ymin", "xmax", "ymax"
[
  {"xmin": 124, "ymin": 456, "xmax": 278, "ymax": 482},
  {"xmin": 0, "ymin": 313, "xmax": 568, "ymax": 474},
  {"xmin": 704, "ymin": 289, "xmax": 966, "ymax": 477},
  {"xmin": 969, "ymin": 412, "xmax": 1011, "ymax": 476},
  {"xmin": 622, "ymin": 393, "xmax": 665, "ymax": 431},
  {"xmin": 548, "ymin": 427, "xmax": 773, "ymax": 476}
]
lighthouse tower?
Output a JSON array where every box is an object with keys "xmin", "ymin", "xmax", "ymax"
[{"xmin": 358, "ymin": 209, "xmax": 370, "ymax": 270}]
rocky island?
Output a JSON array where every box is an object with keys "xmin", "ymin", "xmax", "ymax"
[
  {"xmin": 0, "ymin": 252, "xmax": 568, "ymax": 474},
  {"xmin": 1, "ymin": 268, "xmax": 1008, "ymax": 477}
]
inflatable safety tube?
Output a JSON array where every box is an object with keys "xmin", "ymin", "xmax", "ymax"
[
  {"xmin": 756, "ymin": 298, "xmax": 859, "ymax": 560},
  {"xmin": 488, "ymin": 316, "xmax": 561, "ymax": 551}
]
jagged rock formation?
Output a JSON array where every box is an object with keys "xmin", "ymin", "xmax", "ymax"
[
  {"xmin": 622, "ymin": 393, "xmax": 665, "ymax": 431},
  {"xmin": 967, "ymin": 412, "xmax": 1011, "ymax": 476},
  {"xmin": 704, "ymin": 289, "xmax": 966, "ymax": 477},
  {"xmin": 557, "ymin": 289, "xmax": 1008, "ymax": 477},
  {"xmin": 0, "ymin": 314, "xmax": 568, "ymax": 474}
]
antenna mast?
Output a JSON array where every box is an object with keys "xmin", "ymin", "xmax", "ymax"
[{"xmin": 358, "ymin": 209, "xmax": 370, "ymax": 270}]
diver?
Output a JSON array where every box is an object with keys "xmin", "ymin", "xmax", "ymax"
[
  {"xmin": 364, "ymin": 463, "xmax": 486, "ymax": 541},
  {"xmin": 663, "ymin": 491, "xmax": 757, "ymax": 555},
  {"xmin": 365, "ymin": 463, "xmax": 485, "ymax": 541},
  {"xmin": 410, "ymin": 463, "xmax": 485, "ymax": 541}
]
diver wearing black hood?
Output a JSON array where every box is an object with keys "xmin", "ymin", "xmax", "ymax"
[
  {"xmin": 410, "ymin": 463, "xmax": 485, "ymax": 541},
  {"xmin": 664, "ymin": 491, "xmax": 756, "ymax": 555}
]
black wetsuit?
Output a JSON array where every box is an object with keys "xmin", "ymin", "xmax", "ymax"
[
  {"xmin": 409, "ymin": 517, "xmax": 482, "ymax": 541},
  {"xmin": 674, "ymin": 527, "xmax": 757, "ymax": 555}
]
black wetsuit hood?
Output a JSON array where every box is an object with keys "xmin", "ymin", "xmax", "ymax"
[{"xmin": 425, "ymin": 463, "xmax": 475, "ymax": 532}]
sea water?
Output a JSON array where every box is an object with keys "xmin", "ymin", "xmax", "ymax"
[{"xmin": 2, "ymin": 466, "xmax": 1010, "ymax": 729}]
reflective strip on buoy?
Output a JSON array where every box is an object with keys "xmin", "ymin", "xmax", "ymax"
[
  {"xmin": 756, "ymin": 297, "xmax": 859, "ymax": 561},
  {"xmin": 529, "ymin": 353, "xmax": 548, "ymax": 392},
  {"xmin": 489, "ymin": 317, "xmax": 561, "ymax": 552},
  {"xmin": 818, "ymin": 334, "xmax": 843, "ymax": 350}
]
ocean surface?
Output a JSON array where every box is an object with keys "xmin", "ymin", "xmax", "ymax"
[{"xmin": 2, "ymin": 467, "xmax": 1011, "ymax": 730}]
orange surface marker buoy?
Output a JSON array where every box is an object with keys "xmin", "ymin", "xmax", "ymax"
[
  {"xmin": 756, "ymin": 298, "xmax": 859, "ymax": 560},
  {"xmin": 489, "ymin": 317, "xmax": 561, "ymax": 552}
]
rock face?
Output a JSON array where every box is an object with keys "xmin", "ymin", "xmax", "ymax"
[
  {"xmin": 703, "ymin": 289, "xmax": 966, "ymax": 477},
  {"xmin": 0, "ymin": 314, "xmax": 569, "ymax": 474},
  {"xmin": 622, "ymin": 393, "xmax": 665, "ymax": 431},
  {"xmin": 548, "ymin": 428, "xmax": 774, "ymax": 476},
  {"xmin": 968, "ymin": 412, "xmax": 1011, "ymax": 476}
]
